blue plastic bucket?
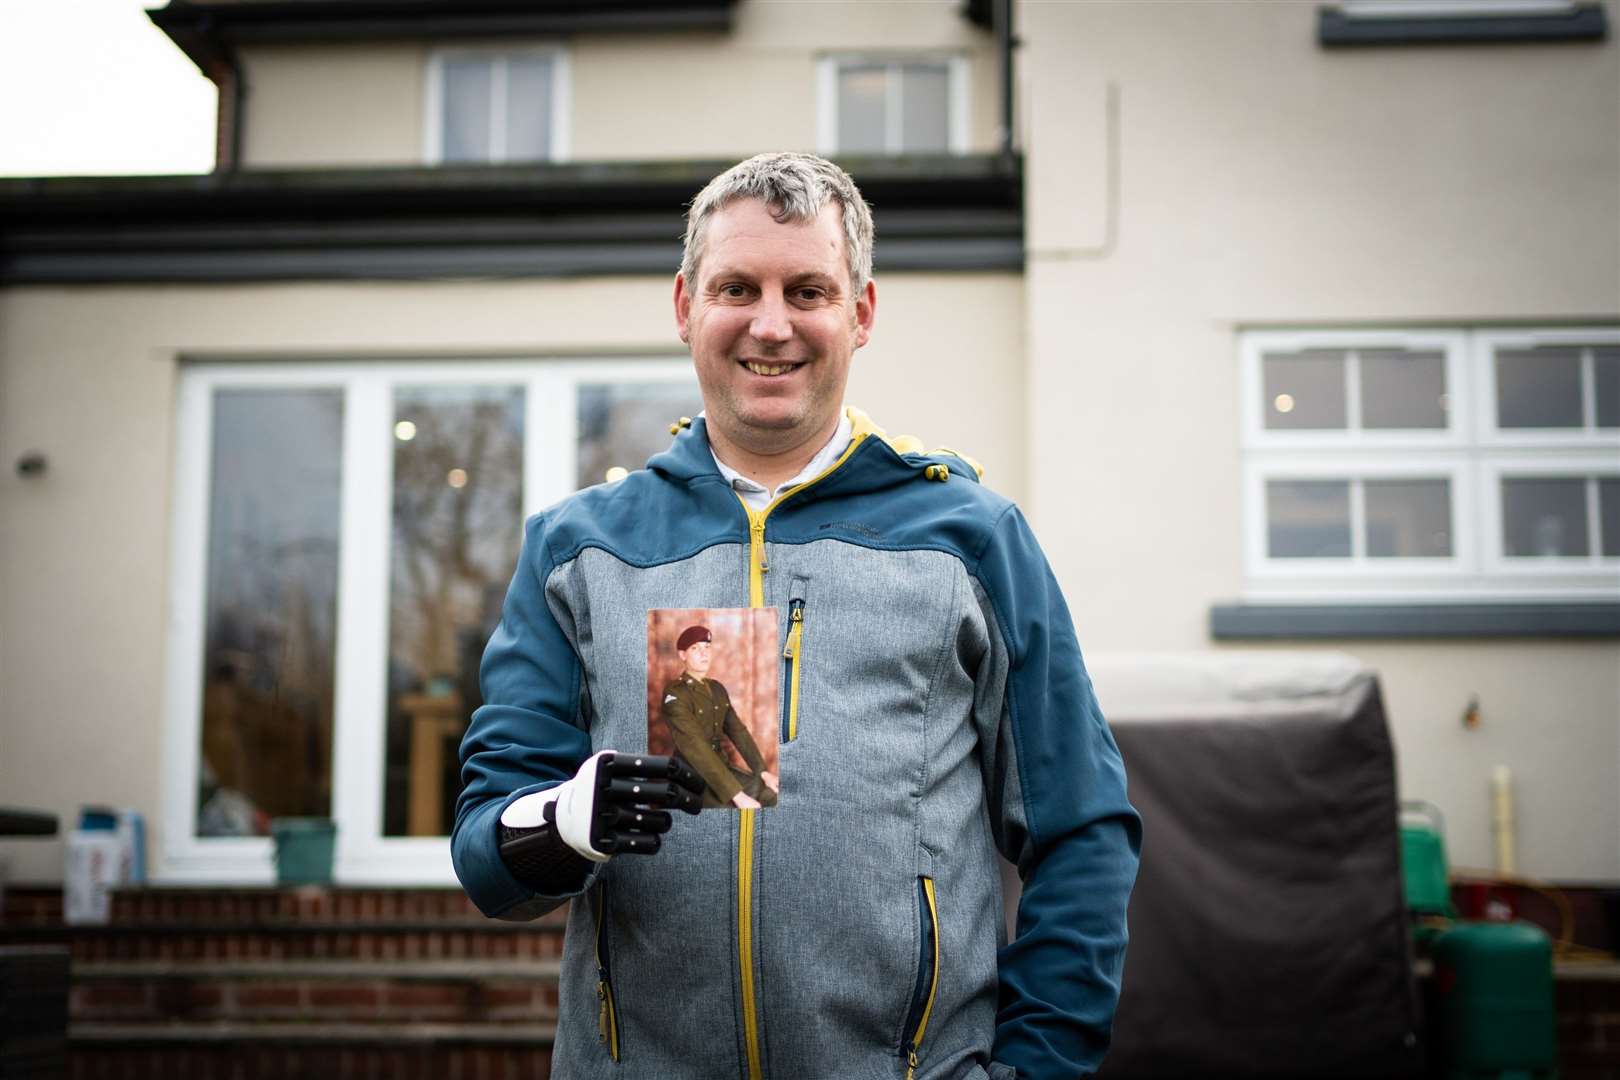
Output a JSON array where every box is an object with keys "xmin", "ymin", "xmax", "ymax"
[{"xmin": 270, "ymin": 818, "xmax": 336, "ymax": 886}]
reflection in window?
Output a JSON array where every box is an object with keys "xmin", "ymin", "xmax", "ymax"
[
  {"xmin": 1496, "ymin": 348, "xmax": 1582, "ymax": 429},
  {"xmin": 1262, "ymin": 350, "xmax": 1347, "ymax": 430},
  {"xmin": 1267, "ymin": 479, "xmax": 1352, "ymax": 558},
  {"xmin": 1365, "ymin": 478, "xmax": 1451, "ymax": 557},
  {"xmin": 1601, "ymin": 479, "xmax": 1620, "ymax": 557},
  {"xmin": 198, "ymin": 389, "xmax": 343, "ymax": 837},
  {"xmin": 1361, "ymin": 350, "xmax": 1447, "ymax": 429},
  {"xmin": 577, "ymin": 382, "xmax": 705, "ymax": 490},
  {"xmin": 438, "ymin": 52, "xmax": 556, "ymax": 164},
  {"xmin": 1502, "ymin": 477, "xmax": 1588, "ymax": 557},
  {"xmin": 384, "ymin": 386, "xmax": 525, "ymax": 837},
  {"xmin": 1595, "ymin": 348, "xmax": 1619, "ymax": 429},
  {"xmin": 833, "ymin": 59, "xmax": 954, "ymax": 155}
]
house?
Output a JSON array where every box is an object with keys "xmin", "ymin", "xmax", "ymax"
[{"xmin": 2, "ymin": 0, "xmax": 1615, "ymax": 918}]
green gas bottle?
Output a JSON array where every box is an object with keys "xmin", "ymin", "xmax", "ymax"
[{"xmin": 1431, "ymin": 921, "xmax": 1556, "ymax": 1080}]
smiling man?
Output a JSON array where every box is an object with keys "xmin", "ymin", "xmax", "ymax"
[{"xmin": 453, "ymin": 153, "xmax": 1140, "ymax": 1080}]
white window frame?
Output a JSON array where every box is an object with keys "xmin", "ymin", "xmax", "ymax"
[
  {"xmin": 423, "ymin": 46, "xmax": 572, "ymax": 165},
  {"xmin": 160, "ymin": 357, "xmax": 694, "ymax": 885},
  {"xmin": 1239, "ymin": 329, "xmax": 1469, "ymax": 451},
  {"xmin": 1473, "ymin": 328, "xmax": 1620, "ymax": 447},
  {"xmin": 1243, "ymin": 456, "xmax": 1474, "ymax": 586},
  {"xmin": 816, "ymin": 54, "xmax": 970, "ymax": 156},
  {"xmin": 1479, "ymin": 456, "xmax": 1620, "ymax": 577},
  {"xmin": 1240, "ymin": 326, "xmax": 1620, "ymax": 603}
]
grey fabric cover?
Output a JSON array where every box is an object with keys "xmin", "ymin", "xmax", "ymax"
[{"xmin": 1088, "ymin": 653, "xmax": 1423, "ymax": 1079}]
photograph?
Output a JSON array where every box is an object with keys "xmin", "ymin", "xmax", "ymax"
[{"xmin": 645, "ymin": 607, "xmax": 781, "ymax": 810}]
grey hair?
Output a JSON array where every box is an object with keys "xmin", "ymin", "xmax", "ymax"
[{"xmin": 680, "ymin": 152, "xmax": 875, "ymax": 295}]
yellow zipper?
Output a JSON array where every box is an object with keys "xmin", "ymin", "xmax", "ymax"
[
  {"xmin": 734, "ymin": 421, "xmax": 871, "ymax": 1080},
  {"xmin": 905, "ymin": 877, "xmax": 941, "ymax": 1080},
  {"xmin": 594, "ymin": 883, "xmax": 620, "ymax": 1062},
  {"xmin": 782, "ymin": 601, "xmax": 804, "ymax": 742}
]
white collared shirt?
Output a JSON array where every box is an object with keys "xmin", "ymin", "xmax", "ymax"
[{"xmin": 709, "ymin": 410, "xmax": 854, "ymax": 511}]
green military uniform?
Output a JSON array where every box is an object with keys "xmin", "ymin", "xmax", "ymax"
[{"xmin": 660, "ymin": 672, "xmax": 778, "ymax": 808}]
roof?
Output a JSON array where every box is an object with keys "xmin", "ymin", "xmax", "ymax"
[
  {"xmin": 147, "ymin": 0, "xmax": 741, "ymax": 76},
  {"xmin": 0, "ymin": 154, "xmax": 1023, "ymax": 283}
]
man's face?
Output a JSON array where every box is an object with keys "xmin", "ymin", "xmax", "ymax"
[
  {"xmin": 680, "ymin": 640, "xmax": 712, "ymax": 676},
  {"xmin": 674, "ymin": 198, "xmax": 876, "ymax": 455}
]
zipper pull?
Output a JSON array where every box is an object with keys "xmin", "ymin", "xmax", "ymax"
[
  {"xmin": 782, "ymin": 601, "xmax": 804, "ymax": 659},
  {"xmin": 906, "ymin": 1049, "xmax": 919, "ymax": 1080},
  {"xmin": 750, "ymin": 518, "xmax": 769, "ymax": 574},
  {"xmin": 597, "ymin": 982, "xmax": 609, "ymax": 1044}
]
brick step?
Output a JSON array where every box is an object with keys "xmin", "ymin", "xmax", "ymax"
[
  {"xmin": 68, "ymin": 1023, "xmax": 555, "ymax": 1080},
  {"xmin": 71, "ymin": 959, "xmax": 560, "ymax": 1024},
  {"xmin": 3, "ymin": 885, "xmax": 533, "ymax": 927},
  {"xmin": 0, "ymin": 917, "xmax": 565, "ymax": 962},
  {"xmin": 72, "ymin": 1021, "xmax": 556, "ymax": 1045}
]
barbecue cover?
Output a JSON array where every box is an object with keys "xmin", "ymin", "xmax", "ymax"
[{"xmin": 1089, "ymin": 652, "xmax": 1423, "ymax": 1079}]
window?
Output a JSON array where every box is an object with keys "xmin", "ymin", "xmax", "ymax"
[
  {"xmin": 162, "ymin": 360, "xmax": 701, "ymax": 883},
  {"xmin": 426, "ymin": 49, "xmax": 570, "ymax": 164},
  {"xmin": 1240, "ymin": 328, "xmax": 1619, "ymax": 601},
  {"xmin": 817, "ymin": 56, "xmax": 968, "ymax": 156}
]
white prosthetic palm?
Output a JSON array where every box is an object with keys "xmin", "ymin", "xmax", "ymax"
[{"xmin": 501, "ymin": 751, "xmax": 613, "ymax": 863}]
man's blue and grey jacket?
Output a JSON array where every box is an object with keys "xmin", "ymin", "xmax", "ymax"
[{"xmin": 453, "ymin": 409, "xmax": 1141, "ymax": 1080}]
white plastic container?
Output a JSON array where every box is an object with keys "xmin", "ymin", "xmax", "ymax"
[{"xmin": 64, "ymin": 808, "xmax": 129, "ymax": 925}]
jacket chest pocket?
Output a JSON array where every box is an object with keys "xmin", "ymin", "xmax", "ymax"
[{"xmin": 779, "ymin": 577, "xmax": 809, "ymax": 743}]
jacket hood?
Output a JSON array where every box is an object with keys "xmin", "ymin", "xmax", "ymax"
[{"xmin": 646, "ymin": 406, "xmax": 983, "ymax": 500}]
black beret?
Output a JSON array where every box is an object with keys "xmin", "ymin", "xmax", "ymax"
[{"xmin": 676, "ymin": 625, "xmax": 712, "ymax": 652}]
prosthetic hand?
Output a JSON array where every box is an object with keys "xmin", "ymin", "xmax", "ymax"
[{"xmin": 497, "ymin": 751, "xmax": 704, "ymax": 890}]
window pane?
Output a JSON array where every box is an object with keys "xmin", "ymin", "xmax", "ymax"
[
  {"xmin": 1501, "ymin": 477, "xmax": 1589, "ymax": 557},
  {"xmin": 837, "ymin": 65, "xmax": 888, "ymax": 154},
  {"xmin": 442, "ymin": 58, "xmax": 492, "ymax": 163},
  {"xmin": 1600, "ymin": 478, "xmax": 1620, "ymax": 558},
  {"xmin": 899, "ymin": 63, "xmax": 950, "ymax": 153},
  {"xmin": 1262, "ymin": 350, "xmax": 1347, "ymax": 430},
  {"xmin": 1595, "ymin": 347, "xmax": 1620, "ymax": 429},
  {"xmin": 577, "ymin": 382, "xmax": 705, "ymax": 490},
  {"xmin": 198, "ymin": 389, "xmax": 343, "ymax": 837},
  {"xmin": 1365, "ymin": 478, "xmax": 1451, "ymax": 557},
  {"xmin": 1267, "ymin": 479, "xmax": 1352, "ymax": 558},
  {"xmin": 505, "ymin": 55, "xmax": 553, "ymax": 161},
  {"xmin": 1496, "ymin": 347, "xmax": 1581, "ymax": 428},
  {"xmin": 1360, "ymin": 349, "xmax": 1447, "ymax": 429},
  {"xmin": 385, "ymin": 386, "xmax": 525, "ymax": 837}
]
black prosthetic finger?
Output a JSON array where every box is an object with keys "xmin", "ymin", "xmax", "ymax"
[
  {"xmin": 598, "ymin": 805, "xmax": 672, "ymax": 834},
  {"xmin": 667, "ymin": 758, "xmax": 706, "ymax": 798},
  {"xmin": 665, "ymin": 782, "xmax": 703, "ymax": 815},
  {"xmin": 608, "ymin": 832, "xmax": 663, "ymax": 856},
  {"xmin": 601, "ymin": 777, "xmax": 679, "ymax": 804},
  {"xmin": 599, "ymin": 752, "xmax": 666, "ymax": 778},
  {"xmin": 601, "ymin": 777, "xmax": 705, "ymax": 811}
]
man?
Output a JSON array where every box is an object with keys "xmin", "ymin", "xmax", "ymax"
[
  {"xmin": 661, "ymin": 625, "xmax": 779, "ymax": 809},
  {"xmin": 453, "ymin": 153, "xmax": 1140, "ymax": 1080}
]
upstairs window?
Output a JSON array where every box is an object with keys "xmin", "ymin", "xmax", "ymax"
[
  {"xmin": 426, "ymin": 49, "xmax": 569, "ymax": 164},
  {"xmin": 818, "ymin": 56, "xmax": 967, "ymax": 156}
]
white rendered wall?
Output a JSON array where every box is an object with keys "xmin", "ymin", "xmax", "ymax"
[
  {"xmin": 0, "ymin": 272, "xmax": 1022, "ymax": 883},
  {"xmin": 239, "ymin": 2, "xmax": 1000, "ymax": 168},
  {"xmin": 1020, "ymin": 0, "xmax": 1620, "ymax": 878}
]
